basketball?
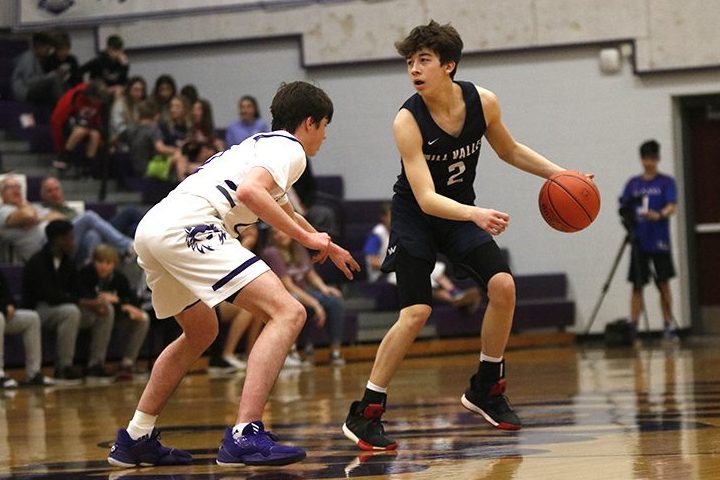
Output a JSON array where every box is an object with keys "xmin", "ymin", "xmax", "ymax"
[{"xmin": 538, "ymin": 171, "xmax": 600, "ymax": 232}]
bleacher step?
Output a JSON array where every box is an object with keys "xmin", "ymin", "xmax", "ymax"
[
  {"xmin": 357, "ymin": 325, "xmax": 435, "ymax": 342},
  {"xmin": 0, "ymin": 140, "xmax": 29, "ymax": 153},
  {"xmin": 1, "ymin": 151, "xmax": 54, "ymax": 169}
]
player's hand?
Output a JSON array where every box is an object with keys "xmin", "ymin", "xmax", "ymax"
[
  {"xmin": 325, "ymin": 242, "xmax": 361, "ymax": 280},
  {"xmin": 471, "ymin": 207, "xmax": 509, "ymax": 236},
  {"xmin": 301, "ymin": 232, "xmax": 332, "ymax": 261}
]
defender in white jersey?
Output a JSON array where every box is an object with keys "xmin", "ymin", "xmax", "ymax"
[{"xmin": 108, "ymin": 81, "xmax": 360, "ymax": 468}]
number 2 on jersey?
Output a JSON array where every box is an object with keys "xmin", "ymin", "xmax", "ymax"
[{"xmin": 447, "ymin": 161, "xmax": 466, "ymax": 186}]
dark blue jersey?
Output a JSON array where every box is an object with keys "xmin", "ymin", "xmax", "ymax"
[{"xmin": 393, "ymin": 80, "xmax": 486, "ymax": 206}]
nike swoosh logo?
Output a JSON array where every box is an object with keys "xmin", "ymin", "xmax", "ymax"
[{"xmin": 428, "ymin": 138, "xmax": 440, "ymax": 145}]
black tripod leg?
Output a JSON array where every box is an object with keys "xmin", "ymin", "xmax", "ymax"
[{"xmin": 584, "ymin": 235, "xmax": 631, "ymax": 335}]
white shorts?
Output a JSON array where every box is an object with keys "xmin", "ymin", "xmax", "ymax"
[{"xmin": 134, "ymin": 194, "xmax": 270, "ymax": 319}]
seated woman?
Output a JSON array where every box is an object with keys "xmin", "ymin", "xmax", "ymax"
[{"xmin": 262, "ymin": 227, "xmax": 346, "ymax": 365}]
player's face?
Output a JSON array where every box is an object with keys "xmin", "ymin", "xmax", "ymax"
[
  {"xmin": 302, "ymin": 117, "xmax": 329, "ymax": 156},
  {"xmin": 406, "ymin": 48, "xmax": 449, "ymax": 92}
]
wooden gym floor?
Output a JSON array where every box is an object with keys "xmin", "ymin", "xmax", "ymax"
[{"xmin": 1, "ymin": 337, "xmax": 720, "ymax": 479}]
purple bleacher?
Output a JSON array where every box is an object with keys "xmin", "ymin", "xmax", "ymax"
[
  {"xmin": 316, "ymin": 175, "xmax": 344, "ymax": 199},
  {"xmin": 360, "ymin": 281, "xmax": 399, "ymax": 311},
  {"xmin": 342, "ymin": 199, "xmax": 388, "ymax": 225}
]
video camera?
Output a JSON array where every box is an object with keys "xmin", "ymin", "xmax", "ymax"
[{"xmin": 618, "ymin": 194, "xmax": 643, "ymax": 232}]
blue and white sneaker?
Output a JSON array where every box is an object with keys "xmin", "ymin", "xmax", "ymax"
[
  {"xmin": 107, "ymin": 428, "xmax": 192, "ymax": 467},
  {"xmin": 216, "ymin": 421, "xmax": 306, "ymax": 466}
]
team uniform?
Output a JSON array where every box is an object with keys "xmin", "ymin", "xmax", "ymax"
[
  {"xmin": 620, "ymin": 173, "xmax": 677, "ymax": 287},
  {"xmin": 343, "ymin": 81, "xmax": 520, "ymax": 452},
  {"xmin": 134, "ymin": 131, "xmax": 306, "ymax": 319},
  {"xmin": 382, "ymin": 80, "xmax": 511, "ymax": 307}
]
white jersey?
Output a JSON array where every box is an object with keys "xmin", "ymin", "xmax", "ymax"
[{"xmin": 171, "ymin": 131, "xmax": 307, "ymax": 237}]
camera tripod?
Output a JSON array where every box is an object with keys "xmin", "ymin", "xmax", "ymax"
[{"xmin": 584, "ymin": 230, "xmax": 677, "ymax": 336}]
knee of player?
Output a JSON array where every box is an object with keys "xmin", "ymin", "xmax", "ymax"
[
  {"xmin": 400, "ymin": 304, "xmax": 432, "ymax": 329},
  {"xmin": 283, "ymin": 299, "xmax": 307, "ymax": 331},
  {"xmin": 487, "ymin": 273, "xmax": 515, "ymax": 309}
]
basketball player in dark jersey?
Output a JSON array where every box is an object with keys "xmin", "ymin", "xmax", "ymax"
[{"xmin": 343, "ymin": 20, "xmax": 589, "ymax": 450}]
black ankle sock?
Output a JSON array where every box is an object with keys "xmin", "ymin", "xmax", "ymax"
[
  {"xmin": 472, "ymin": 360, "xmax": 504, "ymax": 389},
  {"xmin": 361, "ymin": 388, "xmax": 387, "ymax": 407}
]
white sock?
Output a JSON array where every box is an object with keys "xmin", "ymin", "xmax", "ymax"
[
  {"xmin": 232, "ymin": 422, "xmax": 251, "ymax": 438},
  {"xmin": 126, "ymin": 410, "xmax": 158, "ymax": 440},
  {"xmin": 480, "ymin": 353, "xmax": 503, "ymax": 363},
  {"xmin": 366, "ymin": 381, "xmax": 387, "ymax": 394}
]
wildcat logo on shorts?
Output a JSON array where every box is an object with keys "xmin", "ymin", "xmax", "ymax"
[{"xmin": 185, "ymin": 224, "xmax": 227, "ymax": 254}]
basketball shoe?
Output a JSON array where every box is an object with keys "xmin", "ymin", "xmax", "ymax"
[
  {"xmin": 461, "ymin": 365, "xmax": 522, "ymax": 431},
  {"xmin": 343, "ymin": 400, "xmax": 398, "ymax": 450},
  {"xmin": 107, "ymin": 428, "xmax": 192, "ymax": 467},
  {"xmin": 216, "ymin": 421, "xmax": 306, "ymax": 466}
]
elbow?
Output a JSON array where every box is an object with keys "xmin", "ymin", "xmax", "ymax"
[{"xmin": 235, "ymin": 184, "xmax": 256, "ymax": 205}]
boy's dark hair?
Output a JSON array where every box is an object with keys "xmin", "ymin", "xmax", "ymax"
[
  {"xmin": 395, "ymin": 20, "xmax": 463, "ymax": 79},
  {"xmin": 32, "ymin": 32, "xmax": 55, "ymax": 47},
  {"xmin": 107, "ymin": 34, "xmax": 124, "ymax": 50},
  {"xmin": 137, "ymin": 99, "xmax": 159, "ymax": 120},
  {"xmin": 270, "ymin": 81, "xmax": 333, "ymax": 132},
  {"xmin": 45, "ymin": 219, "xmax": 74, "ymax": 242},
  {"xmin": 639, "ymin": 139, "xmax": 660, "ymax": 159},
  {"xmin": 51, "ymin": 30, "xmax": 71, "ymax": 49},
  {"xmin": 180, "ymin": 84, "xmax": 199, "ymax": 105}
]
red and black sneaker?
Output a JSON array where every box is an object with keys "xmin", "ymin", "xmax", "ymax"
[
  {"xmin": 342, "ymin": 401, "xmax": 398, "ymax": 450},
  {"xmin": 461, "ymin": 377, "xmax": 522, "ymax": 430}
]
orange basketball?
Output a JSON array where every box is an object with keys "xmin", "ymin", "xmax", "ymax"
[{"xmin": 538, "ymin": 171, "xmax": 600, "ymax": 233}]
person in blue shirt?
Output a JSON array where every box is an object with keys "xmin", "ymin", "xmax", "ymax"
[
  {"xmin": 620, "ymin": 140, "xmax": 678, "ymax": 341},
  {"xmin": 224, "ymin": 95, "xmax": 269, "ymax": 147}
]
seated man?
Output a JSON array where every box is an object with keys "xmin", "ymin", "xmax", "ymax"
[
  {"xmin": 78, "ymin": 244, "xmax": 149, "ymax": 380},
  {"xmin": 0, "ymin": 175, "xmax": 62, "ymax": 263},
  {"xmin": 0, "ymin": 268, "xmax": 53, "ymax": 387},
  {"xmin": 23, "ymin": 220, "xmax": 114, "ymax": 383},
  {"xmin": 38, "ymin": 176, "xmax": 137, "ymax": 265}
]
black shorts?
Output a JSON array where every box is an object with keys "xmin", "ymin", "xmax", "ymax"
[
  {"xmin": 628, "ymin": 249, "xmax": 675, "ymax": 289},
  {"xmin": 384, "ymin": 194, "xmax": 511, "ymax": 309}
]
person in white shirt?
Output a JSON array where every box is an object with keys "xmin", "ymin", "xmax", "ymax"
[{"xmin": 107, "ymin": 81, "xmax": 360, "ymax": 469}]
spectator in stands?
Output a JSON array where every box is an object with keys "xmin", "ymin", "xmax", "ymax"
[
  {"xmin": 37, "ymin": 176, "xmax": 137, "ymax": 266},
  {"xmin": 50, "ymin": 81, "xmax": 108, "ymax": 174},
  {"xmin": 43, "ymin": 30, "xmax": 81, "ymax": 93},
  {"xmin": 79, "ymin": 34, "xmax": 129, "ymax": 98},
  {"xmin": 0, "ymin": 268, "xmax": 53, "ymax": 387},
  {"xmin": 364, "ymin": 202, "xmax": 481, "ymax": 312},
  {"xmin": 23, "ymin": 220, "xmax": 114, "ymax": 383},
  {"xmin": 78, "ymin": 244, "xmax": 150, "ymax": 381},
  {"xmin": 225, "ymin": 95, "xmax": 269, "ymax": 147},
  {"xmin": 180, "ymin": 84, "xmax": 199, "ymax": 106},
  {"xmin": 11, "ymin": 31, "xmax": 64, "ymax": 108},
  {"xmin": 110, "ymin": 76, "xmax": 147, "ymax": 147},
  {"xmin": 151, "ymin": 74, "xmax": 177, "ymax": 125},
  {"xmin": 175, "ymin": 98, "xmax": 223, "ymax": 180},
  {"xmin": 159, "ymin": 95, "xmax": 191, "ymax": 180},
  {"xmin": 0, "ymin": 175, "xmax": 62, "ymax": 262},
  {"xmin": 123, "ymin": 100, "xmax": 178, "ymax": 180},
  {"xmin": 207, "ymin": 224, "xmax": 262, "ymax": 373},
  {"xmin": 263, "ymin": 227, "xmax": 346, "ymax": 365}
]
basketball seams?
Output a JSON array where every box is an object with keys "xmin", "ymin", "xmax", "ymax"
[
  {"xmin": 546, "ymin": 183, "xmax": 581, "ymax": 231},
  {"xmin": 549, "ymin": 177, "xmax": 594, "ymax": 223},
  {"xmin": 540, "ymin": 184, "xmax": 575, "ymax": 232}
]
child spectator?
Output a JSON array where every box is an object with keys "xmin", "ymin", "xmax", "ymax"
[
  {"xmin": 80, "ymin": 34, "xmax": 129, "ymax": 98},
  {"xmin": 263, "ymin": 227, "xmax": 347, "ymax": 365},
  {"xmin": 78, "ymin": 244, "xmax": 150, "ymax": 381},
  {"xmin": 11, "ymin": 31, "xmax": 64, "ymax": 107},
  {"xmin": 123, "ymin": 100, "xmax": 178, "ymax": 179},
  {"xmin": 110, "ymin": 76, "xmax": 147, "ymax": 147},
  {"xmin": 151, "ymin": 74, "xmax": 177, "ymax": 125},
  {"xmin": 50, "ymin": 81, "xmax": 108, "ymax": 174},
  {"xmin": 43, "ymin": 30, "xmax": 81, "ymax": 92},
  {"xmin": 22, "ymin": 220, "xmax": 114, "ymax": 383}
]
